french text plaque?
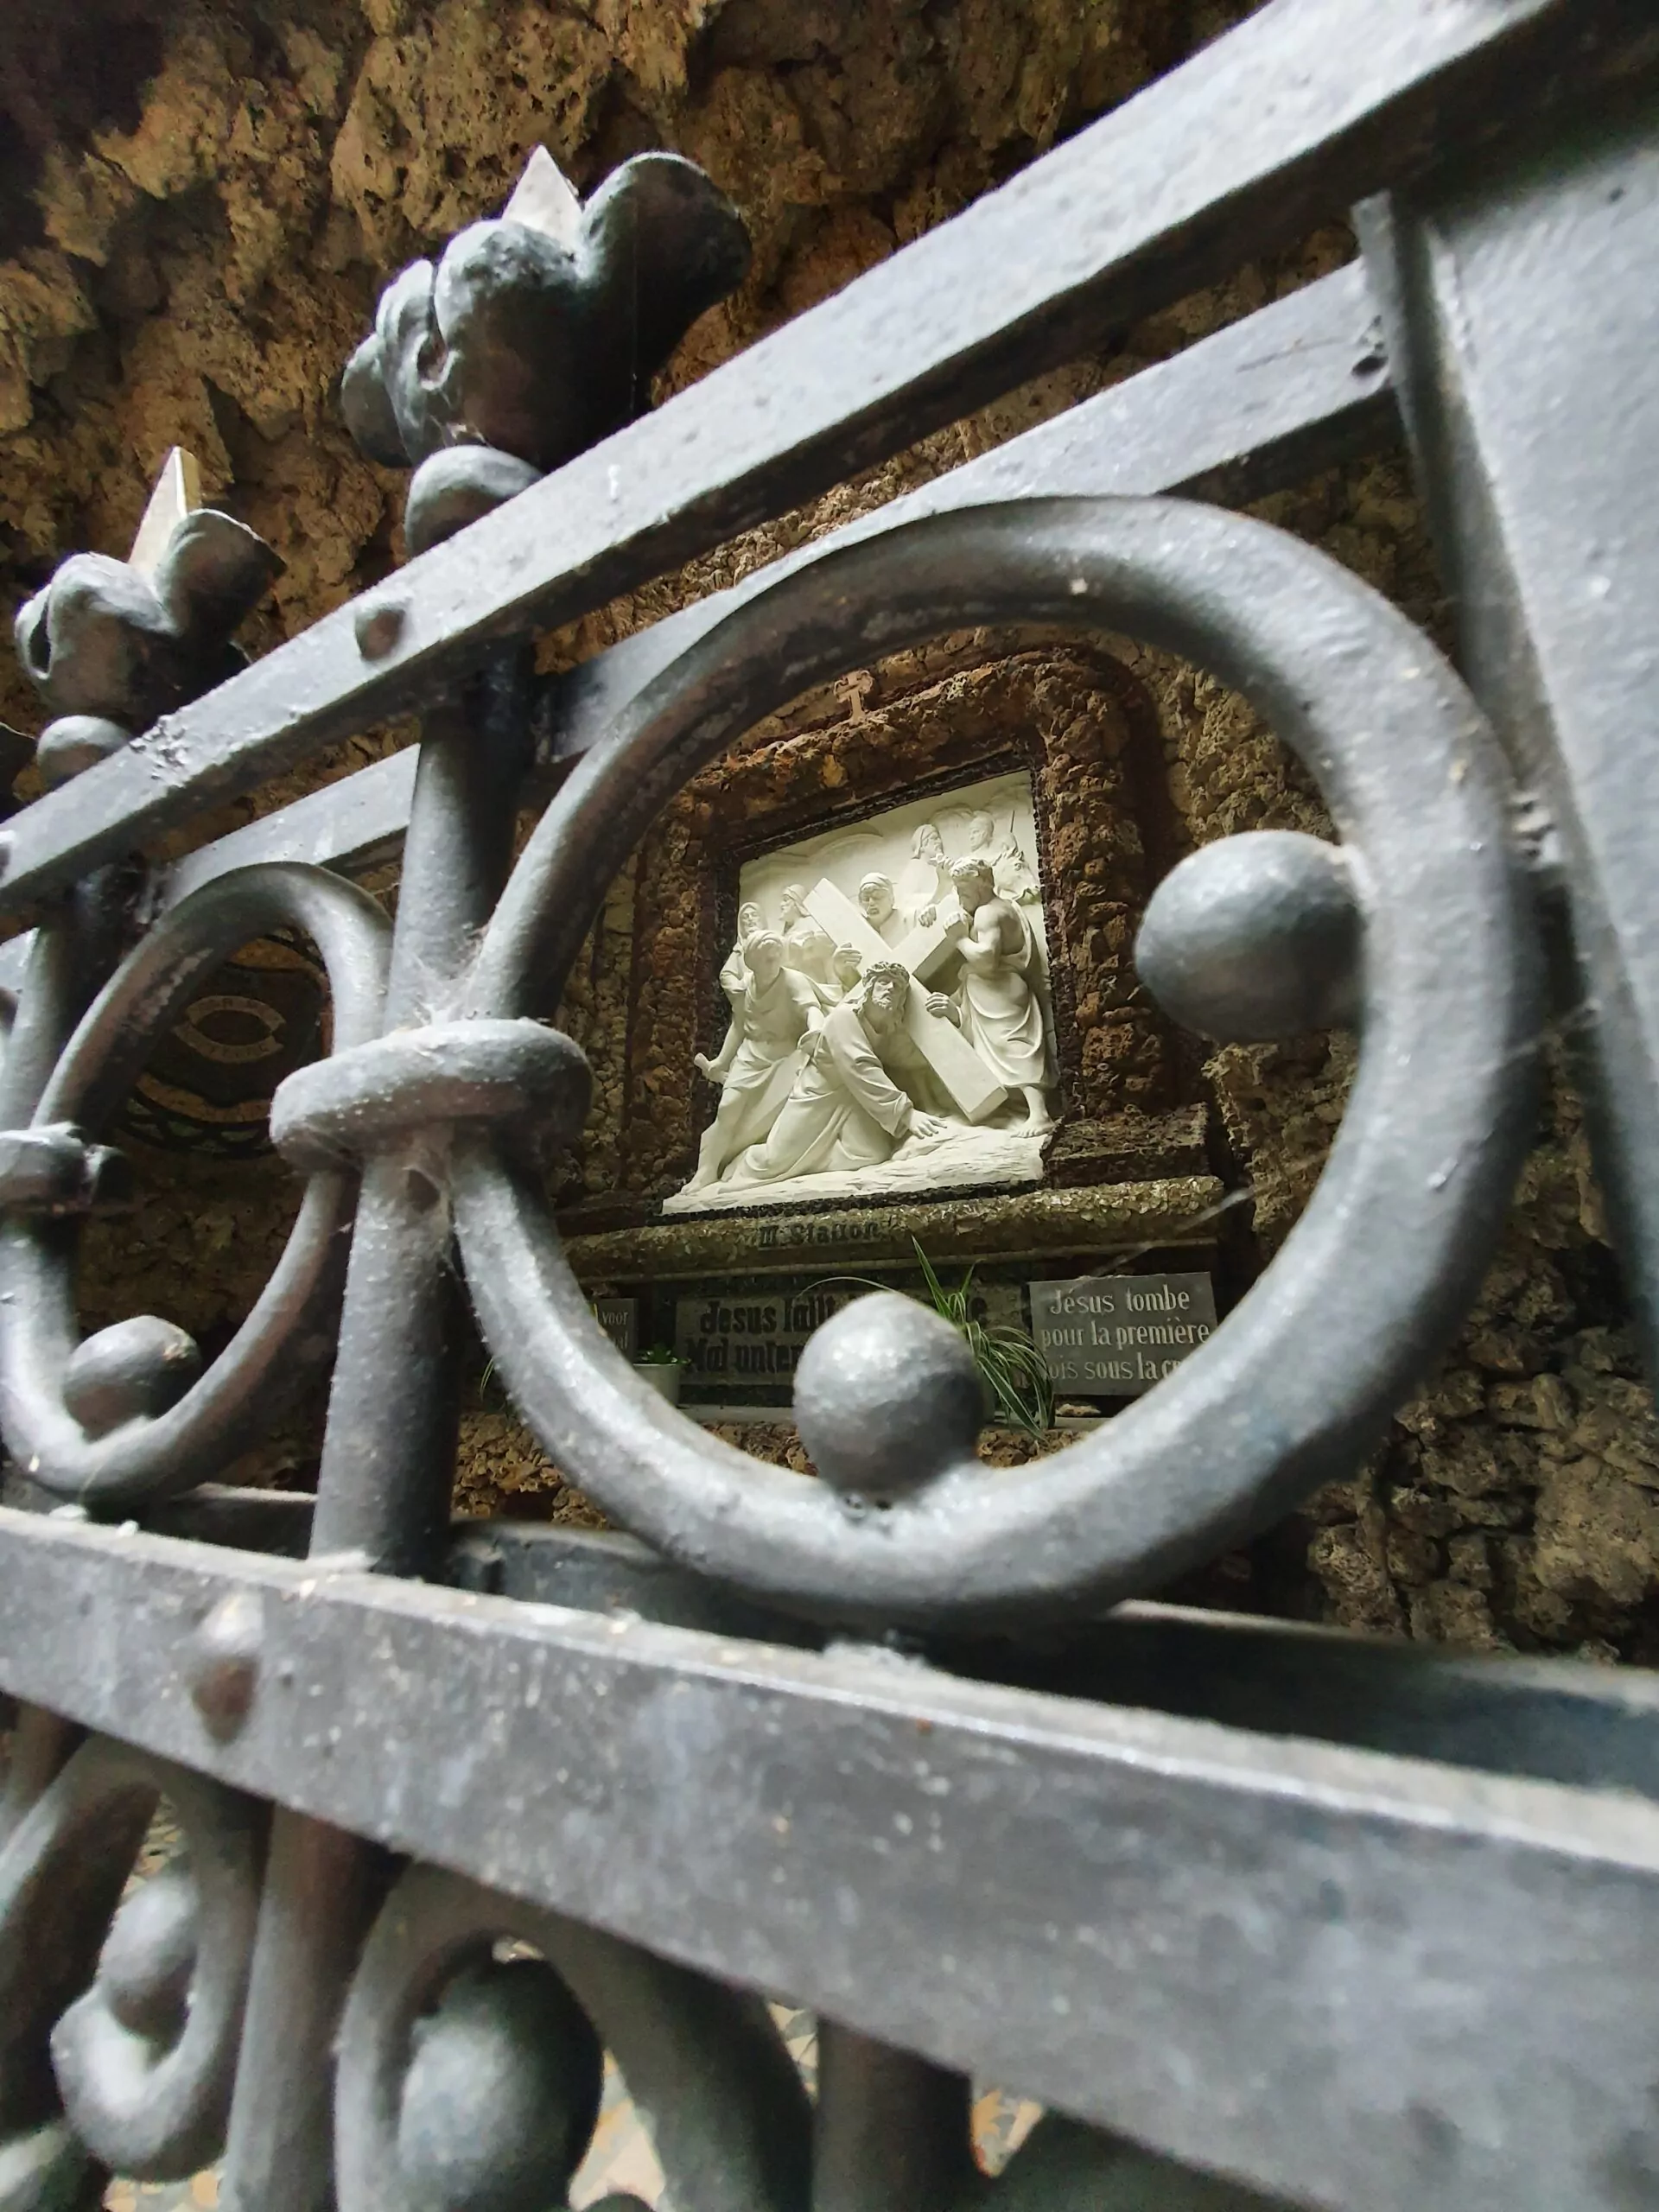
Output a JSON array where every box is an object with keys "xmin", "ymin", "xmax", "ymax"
[{"xmin": 1030, "ymin": 1271, "xmax": 1217, "ymax": 1395}]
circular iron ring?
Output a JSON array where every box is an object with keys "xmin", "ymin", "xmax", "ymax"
[
  {"xmin": 454, "ymin": 497, "xmax": 1541, "ymax": 1624},
  {"xmin": 0, "ymin": 862, "xmax": 390, "ymax": 1504}
]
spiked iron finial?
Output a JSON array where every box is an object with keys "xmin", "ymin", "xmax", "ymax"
[{"xmin": 127, "ymin": 447, "xmax": 203, "ymax": 583}]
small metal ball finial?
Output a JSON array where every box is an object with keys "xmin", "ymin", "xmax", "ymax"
[
  {"xmin": 396, "ymin": 1959, "xmax": 603, "ymax": 2212},
  {"xmin": 62, "ymin": 1315, "xmax": 202, "ymax": 1440},
  {"xmin": 1135, "ymin": 830, "xmax": 1361, "ymax": 1042},
  {"xmin": 794, "ymin": 1292, "xmax": 982, "ymax": 1503}
]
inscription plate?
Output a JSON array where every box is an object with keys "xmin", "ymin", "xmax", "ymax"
[
  {"xmin": 1030, "ymin": 1271, "xmax": 1217, "ymax": 1396},
  {"xmin": 674, "ymin": 1285, "xmax": 855, "ymax": 1395},
  {"xmin": 593, "ymin": 1296, "xmax": 638, "ymax": 1360}
]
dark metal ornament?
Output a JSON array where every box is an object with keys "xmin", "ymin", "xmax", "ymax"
[
  {"xmin": 1135, "ymin": 829, "xmax": 1362, "ymax": 1040},
  {"xmin": 0, "ymin": 14, "xmax": 1650, "ymax": 2210},
  {"xmin": 14, "ymin": 511, "xmax": 282, "ymax": 789},
  {"xmin": 342, "ymin": 150, "xmax": 751, "ymax": 553},
  {"xmin": 0, "ymin": 1737, "xmax": 263, "ymax": 2189},
  {"xmin": 334, "ymin": 1863, "xmax": 812, "ymax": 2212},
  {"xmin": 0, "ymin": 863, "xmax": 390, "ymax": 1504}
]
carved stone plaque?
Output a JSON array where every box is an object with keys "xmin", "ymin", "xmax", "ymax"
[
  {"xmin": 593, "ymin": 1296, "xmax": 639, "ymax": 1361},
  {"xmin": 1030, "ymin": 1271, "xmax": 1217, "ymax": 1396}
]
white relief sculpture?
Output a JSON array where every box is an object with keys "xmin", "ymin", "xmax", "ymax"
[
  {"xmin": 855, "ymin": 873, "xmax": 909, "ymax": 948},
  {"xmin": 699, "ymin": 898, "xmax": 763, "ymax": 1082},
  {"xmin": 683, "ymin": 932, "xmax": 820, "ymax": 1192},
  {"xmin": 818, "ymin": 944, "xmax": 864, "ymax": 1007},
  {"xmin": 964, "ymin": 806, "xmax": 1040, "ymax": 905},
  {"xmin": 721, "ymin": 962, "xmax": 950, "ymax": 1190},
  {"xmin": 667, "ymin": 769, "xmax": 1060, "ymax": 1214},
  {"xmin": 925, "ymin": 858, "xmax": 1054, "ymax": 1133},
  {"xmin": 899, "ymin": 822, "xmax": 954, "ymax": 929},
  {"xmin": 779, "ymin": 883, "xmax": 836, "ymax": 989}
]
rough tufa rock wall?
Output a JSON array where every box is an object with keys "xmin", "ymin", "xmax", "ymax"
[{"xmin": 2, "ymin": 0, "xmax": 1653, "ymax": 1659}]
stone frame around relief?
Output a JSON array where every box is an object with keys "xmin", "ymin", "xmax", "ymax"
[{"xmin": 588, "ymin": 641, "xmax": 1198, "ymax": 1211}]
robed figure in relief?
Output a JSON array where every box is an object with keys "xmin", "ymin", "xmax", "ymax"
[
  {"xmin": 699, "ymin": 899, "xmax": 764, "ymax": 1081},
  {"xmin": 683, "ymin": 931, "xmax": 820, "ymax": 1189},
  {"xmin": 927, "ymin": 857, "xmax": 1054, "ymax": 1132}
]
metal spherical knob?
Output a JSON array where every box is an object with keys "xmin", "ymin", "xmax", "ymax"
[
  {"xmin": 98, "ymin": 1863, "xmax": 198, "ymax": 2042},
  {"xmin": 1135, "ymin": 830, "xmax": 1361, "ymax": 1042},
  {"xmin": 397, "ymin": 1958, "xmax": 603, "ymax": 2212},
  {"xmin": 63, "ymin": 1316, "xmax": 201, "ymax": 1440},
  {"xmin": 794, "ymin": 1292, "xmax": 982, "ymax": 1503},
  {"xmin": 35, "ymin": 715, "xmax": 128, "ymax": 789}
]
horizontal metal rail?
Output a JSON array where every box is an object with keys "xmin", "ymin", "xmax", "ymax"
[
  {"xmin": 0, "ymin": 0, "xmax": 1644, "ymax": 916},
  {"xmin": 1, "ymin": 1505, "xmax": 1656, "ymax": 2212},
  {"xmin": 451, "ymin": 1521, "xmax": 1659, "ymax": 1801},
  {"xmin": 116, "ymin": 1501, "xmax": 1659, "ymax": 1806}
]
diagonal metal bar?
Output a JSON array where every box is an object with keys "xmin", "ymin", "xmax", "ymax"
[
  {"xmin": 531, "ymin": 256, "xmax": 1395, "ymax": 777},
  {"xmin": 0, "ymin": 0, "xmax": 1646, "ymax": 918},
  {"xmin": 3, "ymin": 1509, "xmax": 1659, "ymax": 2212},
  {"xmin": 135, "ymin": 257, "xmax": 1391, "ymax": 927}
]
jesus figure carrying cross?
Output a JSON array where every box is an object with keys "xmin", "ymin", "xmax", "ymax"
[{"xmin": 801, "ymin": 875, "xmax": 1008, "ymax": 1124}]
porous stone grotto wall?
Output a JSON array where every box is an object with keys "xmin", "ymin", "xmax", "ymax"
[{"xmin": 3, "ymin": 0, "xmax": 1655, "ymax": 1660}]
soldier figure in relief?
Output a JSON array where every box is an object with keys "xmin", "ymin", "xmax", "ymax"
[
  {"xmin": 965, "ymin": 806, "xmax": 1039, "ymax": 905},
  {"xmin": 926, "ymin": 857, "xmax": 1055, "ymax": 1133},
  {"xmin": 686, "ymin": 931, "xmax": 821, "ymax": 1188},
  {"xmin": 900, "ymin": 821, "xmax": 954, "ymax": 929}
]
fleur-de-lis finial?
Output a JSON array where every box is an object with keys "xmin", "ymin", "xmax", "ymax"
[
  {"xmin": 10, "ymin": 446, "xmax": 282, "ymax": 788},
  {"xmin": 340, "ymin": 146, "xmax": 751, "ymax": 555}
]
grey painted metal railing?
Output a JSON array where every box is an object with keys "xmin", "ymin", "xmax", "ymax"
[{"xmin": 1, "ymin": 4, "xmax": 1657, "ymax": 2208}]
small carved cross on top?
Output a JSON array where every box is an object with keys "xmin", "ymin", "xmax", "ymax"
[{"xmin": 835, "ymin": 669, "xmax": 876, "ymax": 721}]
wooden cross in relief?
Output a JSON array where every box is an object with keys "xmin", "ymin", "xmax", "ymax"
[
  {"xmin": 802, "ymin": 879, "xmax": 1007, "ymax": 1124},
  {"xmin": 128, "ymin": 446, "xmax": 201, "ymax": 580}
]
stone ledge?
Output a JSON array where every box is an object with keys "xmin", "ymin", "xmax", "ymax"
[{"xmin": 562, "ymin": 1173, "xmax": 1224, "ymax": 1282}]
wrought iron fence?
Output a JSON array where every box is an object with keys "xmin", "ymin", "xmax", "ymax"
[{"xmin": 2, "ymin": 3, "xmax": 1657, "ymax": 2207}]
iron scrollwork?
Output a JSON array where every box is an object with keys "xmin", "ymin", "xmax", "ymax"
[
  {"xmin": 437, "ymin": 494, "xmax": 1541, "ymax": 1625},
  {"xmin": 0, "ymin": 26, "xmax": 1623, "ymax": 2202},
  {"xmin": 334, "ymin": 1863, "xmax": 1281, "ymax": 2211},
  {"xmin": 0, "ymin": 864, "xmax": 390, "ymax": 1507},
  {"xmin": 0, "ymin": 1737, "xmax": 263, "ymax": 2203},
  {"xmin": 340, "ymin": 149, "xmax": 750, "ymax": 554},
  {"xmin": 12, "ymin": 493, "xmax": 281, "ymax": 793}
]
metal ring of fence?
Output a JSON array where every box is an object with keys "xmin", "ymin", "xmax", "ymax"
[
  {"xmin": 0, "ymin": 862, "xmax": 390, "ymax": 1503},
  {"xmin": 452, "ymin": 497, "xmax": 1541, "ymax": 1624}
]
